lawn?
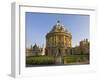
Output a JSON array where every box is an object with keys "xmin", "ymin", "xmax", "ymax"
[
  {"xmin": 26, "ymin": 54, "xmax": 89, "ymax": 66},
  {"xmin": 26, "ymin": 56, "xmax": 55, "ymax": 66},
  {"xmin": 63, "ymin": 54, "xmax": 89, "ymax": 64}
]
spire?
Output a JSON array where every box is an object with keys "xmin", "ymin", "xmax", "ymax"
[{"xmin": 33, "ymin": 43, "xmax": 38, "ymax": 48}]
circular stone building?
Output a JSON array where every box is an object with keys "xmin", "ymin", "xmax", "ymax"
[{"xmin": 45, "ymin": 21, "xmax": 72, "ymax": 56}]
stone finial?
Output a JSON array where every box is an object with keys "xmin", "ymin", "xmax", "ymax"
[{"xmin": 57, "ymin": 20, "xmax": 60, "ymax": 23}]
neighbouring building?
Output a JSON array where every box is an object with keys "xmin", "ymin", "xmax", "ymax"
[
  {"xmin": 80, "ymin": 39, "xmax": 89, "ymax": 54},
  {"xmin": 72, "ymin": 46, "xmax": 81, "ymax": 55},
  {"xmin": 45, "ymin": 20, "xmax": 72, "ymax": 56},
  {"xmin": 26, "ymin": 44, "xmax": 43, "ymax": 56},
  {"xmin": 72, "ymin": 39, "xmax": 89, "ymax": 55}
]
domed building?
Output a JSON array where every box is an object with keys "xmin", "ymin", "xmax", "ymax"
[
  {"xmin": 45, "ymin": 21, "xmax": 72, "ymax": 56},
  {"xmin": 26, "ymin": 44, "xmax": 43, "ymax": 56}
]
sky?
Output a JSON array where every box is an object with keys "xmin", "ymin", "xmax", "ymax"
[{"xmin": 26, "ymin": 12, "xmax": 89, "ymax": 48}]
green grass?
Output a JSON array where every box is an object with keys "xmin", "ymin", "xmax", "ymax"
[
  {"xmin": 26, "ymin": 54, "xmax": 89, "ymax": 66},
  {"xmin": 26, "ymin": 56, "xmax": 55, "ymax": 65},
  {"xmin": 63, "ymin": 55, "xmax": 89, "ymax": 63}
]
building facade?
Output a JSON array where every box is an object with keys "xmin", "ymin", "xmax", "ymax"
[
  {"xmin": 26, "ymin": 44, "xmax": 43, "ymax": 56},
  {"xmin": 80, "ymin": 39, "xmax": 89, "ymax": 54},
  {"xmin": 45, "ymin": 21, "xmax": 72, "ymax": 56},
  {"xmin": 72, "ymin": 39, "xmax": 89, "ymax": 55}
]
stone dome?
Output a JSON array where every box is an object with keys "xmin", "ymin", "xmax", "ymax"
[{"xmin": 50, "ymin": 20, "xmax": 68, "ymax": 33}]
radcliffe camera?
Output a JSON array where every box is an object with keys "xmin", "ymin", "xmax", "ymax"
[{"xmin": 25, "ymin": 12, "xmax": 89, "ymax": 67}]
